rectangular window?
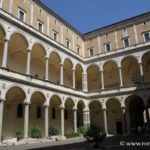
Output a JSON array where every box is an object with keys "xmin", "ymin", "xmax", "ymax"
[
  {"xmin": 124, "ymin": 38, "xmax": 130, "ymax": 47},
  {"xmin": 18, "ymin": 9, "xmax": 25, "ymax": 22},
  {"xmin": 53, "ymin": 32, "xmax": 58, "ymax": 41},
  {"xmin": 89, "ymin": 48, "xmax": 94, "ymax": 56},
  {"xmin": 67, "ymin": 40, "xmax": 70, "ymax": 49},
  {"xmin": 38, "ymin": 21, "xmax": 43, "ymax": 32},
  {"xmin": 143, "ymin": 32, "xmax": 150, "ymax": 42},
  {"xmin": 77, "ymin": 47, "xmax": 80, "ymax": 55},
  {"xmin": 105, "ymin": 43, "xmax": 111, "ymax": 52}
]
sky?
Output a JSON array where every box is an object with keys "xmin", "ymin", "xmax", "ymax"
[{"xmin": 41, "ymin": 0, "xmax": 150, "ymax": 34}]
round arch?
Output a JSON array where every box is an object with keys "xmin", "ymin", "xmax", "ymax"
[
  {"xmin": 63, "ymin": 58, "xmax": 73, "ymax": 88},
  {"xmin": 87, "ymin": 65, "xmax": 101, "ymax": 91},
  {"xmin": 29, "ymin": 91, "xmax": 46, "ymax": 137},
  {"xmin": 122, "ymin": 56, "xmax": 141, "ymax": 86},
  {"xmin": 106, "ymin": 98, "xmax": 122, "ymax": 135},
  {"xmin": 0, "ymin": 24, "xmax": 6, "ymax": 66},
  {"xmin": 103, "ymin": 61, "xmax": 119, "ymax": 88},
  {"xmin": 7, "ymin": 33, "xmax": 28, "ymax": 73},
  {"xmin": 75, "ymin": 64, "xmax": 83, "ymax": 90},
  {"xmin": 3, "ymin": 86, "xmax": 26, "ymax": 139},
  {"xmin": 48, "ymin": 52, "xmax": 61, "ymax": 83},
  {"xmin": 31, "ymin": 43, "xmax": 46, "ymax": 79},
  {"xmin": 89, "ymin": 100, "xmax": 103, "ymax": 128},
  {"xmin": 125, "ymin": 95, "xmax": 144, "ymax": 133},
  {"xmin": 142, "ymin": 52, "xmax": 150, "ymax": 83}
]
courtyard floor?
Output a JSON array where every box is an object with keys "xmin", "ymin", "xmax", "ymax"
[{"xmin": 0, "ymin": 134, "xmax": 150, "ymax": 150}]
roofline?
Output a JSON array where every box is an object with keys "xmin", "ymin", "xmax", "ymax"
[
  {"xmin": 83, "ymin": 11, "xmax": 150, "ymax": 36},
  {"xmin": 33, "ymin": 0, "xmax": 83, "ymax": 36},
  {"xmin": 32, "ymin": 1, "xmax": 150, "ymax": 38}
]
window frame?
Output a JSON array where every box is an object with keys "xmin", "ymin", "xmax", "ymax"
[
  {"xmin": 123, "ymin": 37, "xmax": 130, "ymax": 47},
  {"xmin": 105, "ymin": 43, "xmax": 111, "ymax": 52},
  {"xmin": 88, "ymin": 47, "xmax": 94, "ymax": 57},
  {"xmin": 37, "ymin": 20, "xmax": 44, "ymax": 33},
  {"xmin": 53, "ymin": 31, "xmax": 58, "ymax": 41},
  {"xmin": 143, "ymin": 32, "xmax": 150, "ymax": 42},
  {"xmin": 18, "ymin": 8, "xmax": 26, "ymax": 22}
]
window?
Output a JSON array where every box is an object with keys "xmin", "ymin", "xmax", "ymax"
[
  {"xmin": 66, "ymin": 40, "xmax": 70, "ymax": 49},
  {"xmin": 65, "ymin": 109, "xmax": 68, "ymax": 120},
  {"xmin": 38, "ymin": 21, "xmax": 43, "ymax": 32},
  {"xmin": 51, "ymin": 108, "xmax": 56, "ymax": 119},
  {"xmin": 105, "ymin": 43, "xmax": 111, "ymax": 52},
  {"xmin": 123, "ymin": 38, "xmax": 130, "ymax": 47},
  {"xmin": 18, "ymin": 9, "xmax": 25, "ymax": 22},
  {"xmin": 36, "ymin": 106, "xmax": 41, "ymax": 119},
  {"xmin": 53, "ymin": 32, "xmax": 58, "ymax": 41},
  {"xmin": 143, "ymin": 32, "xmax": 150, "ymax": 42},
  {"xmin": 77, "ymin": 47, "xmax": 80, "ymax": 55},
  {"xmin": 89, "ymin": 48, "xmax": 94, "ymax": 56},
  {"xmin": 17, "ymin": 104, "xmax": 23, "ymax": 118}
]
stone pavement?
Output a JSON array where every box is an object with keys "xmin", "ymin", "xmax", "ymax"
[{"xmin": 0, "ymin": 135, "xmax": 150, "ymax": 150}]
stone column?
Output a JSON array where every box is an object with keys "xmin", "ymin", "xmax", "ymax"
[
  {"xmin": 144, "ymin": 103, "xmax": 150, "ymax": 123},
  {"xmin": 122, "ymin": 107, "xmax": 127, "ymax": 134},
  {"xmin": 72, "ymin": 69, "xmax": 75, "ymax": 89},
  {"xmin": 139, "ymin": 62, "xmax": 144, "ymax": 84},
  {"xmin": 82, "ymin": 73, "xmax": 88, "ymax": 92},
  {"xmin": 0, "ymin": 0, "xmax": 3, "ymax": 8},
  {"xmin": 0, "ymin": 99, "xmax": 4, "ymax": 141},
  {"xmin": 9, "ymin": 0, "xmax": 13, "ymax": 14},
  {"xmin": 60, "ymin": 63, "xmax": 63, "ymax": 85},
  {"xmin": 2, "ymin": 38, "xmax": 9, "ymax": 68},
  {"xmin": 83, "ymin": 109, "xmax": 90, "ymax": 129},
  {"xmin": 26, "ymin": 49, "xmax": 31, "ymax": 75},
  {"xmin": 73, "ymin": 108, "xmax": 77, "ymax": 133},
  {"xmin": 101, "ymin": 70, "xmax": 104, "ymax": 90},
  {"xmin": 102, "ymin": 103, "xmax": 108, "ymax": 134},
  {"xmin": 60, "ymin": 107, "xmax": 65, "ymax": 137},
  {"xmin": 118, "ymin": 66, "xmax": 123, "ymax": 87},
  {"xmin": 24, "ymin": 102, "xmax": 29, "ymax": 139},
  {"xmin": 45, "ymin": 57, "xmax": 49, "ymax": 81},
  {"xmin": 44, "ymin": 105, "xmax": 49, "ymax": 138}
]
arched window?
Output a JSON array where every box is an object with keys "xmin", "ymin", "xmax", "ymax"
[
  {"xmin": 51, "ymin": 108, "xmax": 56, "ymax": 119},
  {"xmin": 17, "ymin": 104, "xmax": 23, "ymax": 118},
  {"xmin": 65, "ymin": 109, "xmax": 68, "ymax": 120},
  {"xmin": 36, "ymin": 106, "xmax": 42, "ymax": 119}
]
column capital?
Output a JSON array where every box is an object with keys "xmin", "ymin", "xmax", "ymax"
[
  {"xmin": 4, "ymin": 37, "xmax": 9, "ymax": 42},
  {"xmin": 73, "ymin": 106, "xmax": 77, "ymax": 111},
  {"xmin": 44, "ymin": 103, "xmax": 49, "ymax": 108},
  {"xmin": 24, "ymin": 101, "xmax": 30, "ymax": 105},
  {"xmin": 45, "ymin": 56, "xmax": 49, "ymax": 60},
  {"xmin": 27, "ymin": 48, "xmax": 31, "ymax": 52},
  {"xmin": 0, "ymin": 98, "xmax": 5, "ymax": 102},
  {"xmin": 60, "ymin": 63, "xmax": 63, "ymax": 66}
]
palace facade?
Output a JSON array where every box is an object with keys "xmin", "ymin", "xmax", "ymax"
[{"xmin": 0, "ymin": 0, "xmax": 150, "ymax": 140}]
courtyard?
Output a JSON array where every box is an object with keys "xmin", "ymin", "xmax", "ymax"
[{"xmin": 0, "ymin": 135, "xmax": 150, "ymax": 150}]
